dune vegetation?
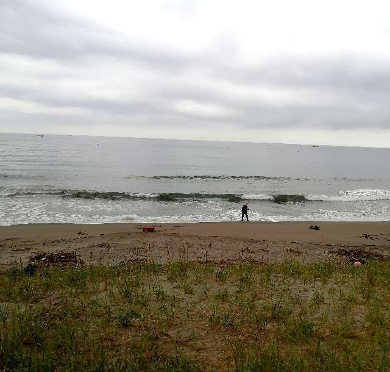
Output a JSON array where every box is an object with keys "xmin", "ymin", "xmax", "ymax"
[{"xmin": 1, "ymin": 259, "xmax": 390, "ymax": 371}]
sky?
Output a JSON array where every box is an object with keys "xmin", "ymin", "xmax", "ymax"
[{"xmin": 1, "ymin": 0, "xmax": 390, "ymax": 147}]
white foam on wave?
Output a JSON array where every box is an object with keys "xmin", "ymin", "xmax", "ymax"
[
  {"xmin": 107, "ymin": 209, "xmax": 274, "ymax": 224},
  {"xmin": 131, "ymin": 193, "xmax": 159, "ymax": 198},
  {"xmin": 2, "ymin": 208, "xmax": 389, "ymax": 226},
  {"xmin": 307, "ymin": 189, "xmax": 390, "ymax": 202},
  {"xmin": 300, "ymin": 209, "xmax": 389, "ymax": 221},
  {"xmin": 0, "ymin": 188, "xmax": 10, "ymax": 198},
  {"xmin": 241, "ymin": 193, "xmax": 272, "ymax": 200}
]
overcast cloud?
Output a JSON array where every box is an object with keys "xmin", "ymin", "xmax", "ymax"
[{"xmin": 1, "ymin": 0, "xmax": 390, "ymax": 146}]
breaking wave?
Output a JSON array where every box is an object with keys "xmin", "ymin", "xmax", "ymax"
[
  {"xmin": 1, "ymin": 188, "xmax": 390, "ymax": 203},
  {"xmin": 62, "ymin": 191, "xmax": 243, "ymax": 202}
]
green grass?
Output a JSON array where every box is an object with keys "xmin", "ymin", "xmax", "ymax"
[{"xmin": 1, "ymin": 260, "xmax": 390, "ymax": 371}]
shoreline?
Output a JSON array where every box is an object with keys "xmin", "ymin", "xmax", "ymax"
[{"xmin": 1, "ymin": 221, "xmax": 390, "ymax": 272}]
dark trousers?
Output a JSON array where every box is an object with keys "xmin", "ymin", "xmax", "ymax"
[{"xmin": 241, "ymin": 212, "xmax": 248, "ymax": 221}]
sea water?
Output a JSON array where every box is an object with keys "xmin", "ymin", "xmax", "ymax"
[{"xmin": 1, "ymin": 133, "xmax": 390, "ymax": 225}]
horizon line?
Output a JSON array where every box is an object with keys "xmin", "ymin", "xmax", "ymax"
[{"xmin": 0, "ymin": 130, "xmax": 389, "ymax": 150}]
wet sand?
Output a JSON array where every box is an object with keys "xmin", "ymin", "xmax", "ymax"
[{"xmin": 1, "ymin": 222, "xmax": 390, "ymax": 272}]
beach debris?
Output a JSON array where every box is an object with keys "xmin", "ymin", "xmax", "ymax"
[
  {"xmin": 143, "ymin": 226, "xmax": 155, "ymax": 233},
  {"xmin": 360, "ymin": 234, "xmax": 377, "ymax": 240},
  {"xmin": 78, "ymin": 231, "xmax": 88, "ymax": 235},
  {"xmin": 96, "ymin": 242, "xmax": 111, "ymax": 250},
  {"xmin": 29, "ymin": 250, "xmax": 84, "ymax": 269},
  {"xmin": 354, "ymin": 261, "xmax": 362, "ymax": 268},
  {"xmin": 309, "ymin": 225, "xmax": 320, "ymax": 230},
  {"xmin": 331, "ymin": 248, "xmax": 385, "ymax": 263}
]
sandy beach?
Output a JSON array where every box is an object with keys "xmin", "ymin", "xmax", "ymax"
[{"xmin": 1, "ymin": 221, "xmax": 390, "ymax": 272}]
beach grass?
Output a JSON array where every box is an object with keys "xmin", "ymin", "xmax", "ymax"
[{"xmin": 1, "ymin": 260, "xmax": 390, "ymax": 371}]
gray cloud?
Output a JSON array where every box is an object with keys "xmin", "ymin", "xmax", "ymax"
[
  {"xmin": 1, "ymin": 0, "xmax": 390, "ymax": 139},
  {"xmin": 0, "ymin": 0, "xmax": 201, "ymax": 71},
  {"xmin": 215, "ymin": 54, "xmax": 390, "ymax": 95},
  {"xmin": 0, "ymin": 83, "xmax": 169, "ymax": 117}
]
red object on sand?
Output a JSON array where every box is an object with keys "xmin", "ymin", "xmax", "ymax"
[{"xmin": 143, "ymin": 226, "xmax": 155, "ymax": 233}]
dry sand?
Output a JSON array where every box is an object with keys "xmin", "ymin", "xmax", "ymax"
[{"xmin": 1, "ymin": 221, "xmax": 390, "ymax": 272}]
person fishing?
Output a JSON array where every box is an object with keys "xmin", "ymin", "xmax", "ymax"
[{"xmin": 241, "ymin": 202, "xmax": 249, "ymax": 221}]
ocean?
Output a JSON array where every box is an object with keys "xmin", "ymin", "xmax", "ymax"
[{"xmin": 1, "ymin": 132, "xmax": 390, "ymax": 225}]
